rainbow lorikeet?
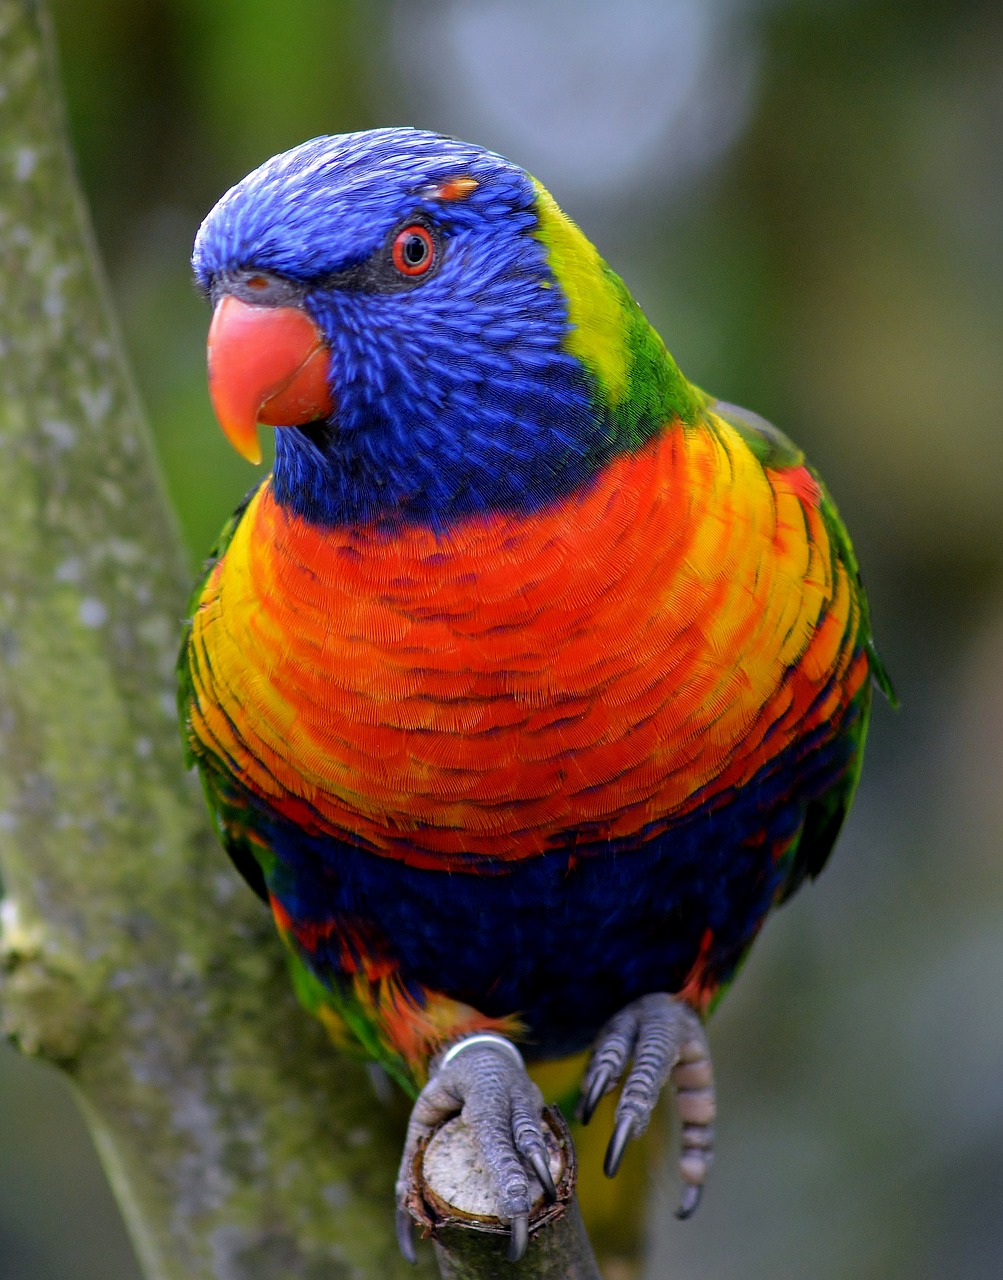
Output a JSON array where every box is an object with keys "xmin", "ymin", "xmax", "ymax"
[{"xmin": 179, "ymin": 128, "xmax": 892, "ymax": 1260}]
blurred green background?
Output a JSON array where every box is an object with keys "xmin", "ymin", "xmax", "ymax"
[{"xmin": 3, "ymin": 0, "xmax": 1002, "ymax": 1276}]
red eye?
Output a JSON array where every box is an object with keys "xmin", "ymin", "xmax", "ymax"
[{"xmin": 392, "ymin": 225, "xmax": 435, "ymax": 277}]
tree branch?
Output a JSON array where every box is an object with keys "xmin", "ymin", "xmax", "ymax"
[{"xmin": 0, "ymin": 3, "xmax": 425, "ymax": 1276}]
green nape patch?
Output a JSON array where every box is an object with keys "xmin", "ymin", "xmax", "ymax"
[
  {"xmin": 530, "ymin": 178, "xmax": 704, "ymax": 449},
  {"xmin": 531, "ymin": 179, "xmax": 631, "ymax": 402}
]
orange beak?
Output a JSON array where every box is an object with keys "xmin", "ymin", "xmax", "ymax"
[{"xmin": 206, "ymin": 294, "xmax": 335, "ymax": 464}]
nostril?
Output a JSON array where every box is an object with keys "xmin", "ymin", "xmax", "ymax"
[{"xmin": 218, "ymin": 268, "xmax": 305, "ymax": 309}]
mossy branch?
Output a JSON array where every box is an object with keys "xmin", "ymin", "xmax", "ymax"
[{"xmin": 0, "ymin": 2, "xmax": 424, "ymax": 1276}]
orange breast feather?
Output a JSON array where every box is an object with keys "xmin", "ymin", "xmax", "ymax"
[{"xmin": 187, "ymin": 417, "xmax": 867, "ymax": 867}]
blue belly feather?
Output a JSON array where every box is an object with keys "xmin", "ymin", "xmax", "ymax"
[{"xmin": 252, "ymin": 693, "xmax": 864, "ymax": 1061}]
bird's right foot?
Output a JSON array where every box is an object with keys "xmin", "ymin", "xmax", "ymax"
[{"xmin": 577, "ymin": 992, "xmax": 716, "ymax": 1217}]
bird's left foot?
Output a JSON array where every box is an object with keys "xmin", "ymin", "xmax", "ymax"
[
  {"xmin": 577, "ymin": 993, "xmax": 715, "ymax": 1218},
  {"xmin": 396, "ymin": 1033, "xmax": 557, "ymax": 1263}
]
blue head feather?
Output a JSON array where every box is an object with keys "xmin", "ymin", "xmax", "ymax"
[{"xmin": 193, "ymin": 128, "xmax": 613, "ymax": 529}]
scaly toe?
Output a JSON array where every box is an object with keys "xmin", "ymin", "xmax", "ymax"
[
  {"xmin": 584, "ymin": 993, "xmax": 717, "ymax": 1212},
  {"xmin": 397, "ymin": 1032, "xmax": 551, "ymax": 1262}
]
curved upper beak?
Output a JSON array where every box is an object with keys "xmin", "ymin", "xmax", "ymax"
[{"xmin": 206, "ymin": 295, "xmax": 335, "ymax": 464}]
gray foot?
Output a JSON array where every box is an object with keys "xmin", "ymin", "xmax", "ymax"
[
  {"xmin": 577, "ymin": 993, "xmax": 716, "ymax": 1217},
  {"xmin": 396, "ymin": 1033, "xmax": 557, "ymax": 1263}
]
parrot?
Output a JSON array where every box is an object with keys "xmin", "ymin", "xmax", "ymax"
[{"xmin": 179, "ymin": 127, "xmax": 892, "ymax": 1263}]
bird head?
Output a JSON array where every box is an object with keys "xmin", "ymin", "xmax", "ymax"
[{"xmin": 193, "ymin": 127, "xmax": 699, "ymax": 528}]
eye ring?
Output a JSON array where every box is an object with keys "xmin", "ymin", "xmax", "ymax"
[{"xmin": 392, "ymin": 224, "xmax": 435, "ymax": 277}]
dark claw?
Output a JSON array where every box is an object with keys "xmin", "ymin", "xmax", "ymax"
[
  {"xmin": 396, "ymin": 1204, "xmax": 417, "ymax": 1264},
  {"xmin": 578, "ymin": 1064, "xmax": 611, "ymax": 1125},
  {"xmin": 603, "ymin": 1114, "xmax": 634, "ymax": 1178},
  {"xmin": 508, "ymin": 1211, "xmax": 529, "ymax": 1262},
  {"xmin": 528, "ymin": 1148, "xmax": 557, "ymax": 1202},
  {"xmin": 676, "ymin": 1183, "xmax": 702, "ymax": 1220}
]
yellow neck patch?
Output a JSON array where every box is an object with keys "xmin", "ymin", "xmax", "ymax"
[{"xmin": 531, "ymin": 179, "xmax": 630, "ymax": 404}]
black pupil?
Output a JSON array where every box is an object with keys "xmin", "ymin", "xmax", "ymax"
[{"xmin": 403, "ymin": 234, "xmax": 428, "ymax": 266}]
